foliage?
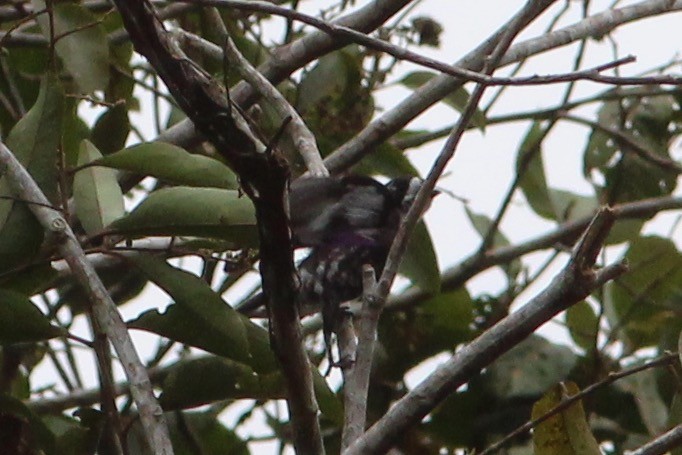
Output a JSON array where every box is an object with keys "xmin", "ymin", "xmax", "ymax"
[{"xmin": 0, "ymin": 1, "xmax": 681, "ymax": 454}]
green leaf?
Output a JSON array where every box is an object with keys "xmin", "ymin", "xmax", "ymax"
[
  {"xmin": 73, "ymin": 140, "xmax": 125, "ymax": 235},
  {"xmin": 399, "ymin": 71, "xmax": 486, "ymax": 131},
  {"xmin": 166, "ymin": 411, "xmax": 249, "ymax": 455},
  {"xmin": 379, "ymin": 288, "xmax": 473, "ymax": 379},
  {"xmin": 159, "ymin": 356, "xmax": 342, "ymax": 424},
  {"xmin": 127, "ymin": 255, "xmax": 276, "ymax": 373},
  {"xmin": 399, "ymin": 221, "xmax": 440, "ymax": 294},
  {"xmin": 488, "ymin": 335, "xmax": 577, "ymax": 398},
  {"xmin": 31, "ymin": 0, "xmax": 109, "ymax": 93},
  {"xmin": 0, "ymin": 289, "xmax": 63, "ymax": 342},
  {"xmin": 565, "ymin": 301, "xmax": 598, "ymax": 352},
  {"xmin": 94, "ymin": 142, "xmax": 238, "ymax": 189},
  {"xmin": 297, "ymin": 50, "xmax": 360, "ymax": 113},
  {"xmin": 91, "ymin": 104, "xmax": 129, "ymax": 155},
  {"xmin": 464, "ymin": 206, "xmax": 521, "ymax": 279},
  {"xmin": 532, "ymin": 382, "xmax": 601, "ymax": 455},
  {"xmin": 605, "ymin": 236, "xmax": 682, "ymax": 349},
  {"xmin": 0, "ymin": 264, "xmax": 58, "ymax": 296},
  {"xmin": 43, "ymin": 414, "xmax": 95, "ymax": 455},
  {"xmin": 352, "ymin": 141, "xmax": 419, "ymax": 178},
  {"xmin": 517, "ymin": 121, "xmax": 554, "ymax": 220},
  {"xmin": 619, "ymin": 365, "xmax": 668, "ymax": 435},
  {"xmin": 109, "ymin": 187, "xmax": 258, "ymax": 246},
  {"xmin": 583, "ymin": 100, "xmax": 621, "ymax": 177},
  {"xmin": 159, "ymin": 357, "xmax": 284, "ymax": 409},
  {"xmin": 0, "ymin": 76, "xmax": 63, "ymax": 273},
  {"xmin": 0, "ymin": 395, "xmax": 56, "ymax": 454}
]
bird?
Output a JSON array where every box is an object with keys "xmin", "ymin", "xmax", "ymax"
[{"xmin": 237, "ymin": 175, "xmax": 436, "ymax": 365}]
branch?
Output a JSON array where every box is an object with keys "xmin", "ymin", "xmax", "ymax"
[
  {"xmin": 388, "ymin": 195, "xmax": 682, "ymax": 312},
  {"xmin": 630, "ymin": 424, "xmax": 682, "ymax": 455},
  {"xmin": 0, "ymin": 141, "xmax": 173, "ymax": 453},
  {"xmin": 341, "ymin": 2, "xmax": 560, "ymax": 452},
  {"xmin": 175, "ymin": 25, "xmax": 328, "ymax": 176},
  {"xmin": 176, "ymin": 1, "xmax": 682, "ymax": 88},
  {"xmin": 341, "ymin": 265, "xmax": 378, "ymax": 450},
  {"xmin": 480, "ymin": 352, "xmax": 679, "ymax": 455},
  {"xmin": 345, "ymin": 207, "xmax": 627, "ymax": 454},
  {"xmin": 109, "ymin": 0, "xmax": 322, "ymax": 452},
  {"xmin": 156, "ymin": 0, "xmax": 414, "ymax": 147},
  {"xmin": 324, "ymin": 0, "xmax": 682, "ymax": 173}
]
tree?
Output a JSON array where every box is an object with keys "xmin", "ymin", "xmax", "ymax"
[{"xmin": 0, "ymin": 0, "xmax": 681, "ymax": 453}]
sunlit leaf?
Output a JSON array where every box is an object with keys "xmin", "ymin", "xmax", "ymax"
[{"xmin": 532, "ymin": 382, "xmax": 601, "ymax": 454}]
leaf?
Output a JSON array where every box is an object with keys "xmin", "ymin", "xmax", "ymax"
[
  {"xmin": 465, "ymin": 206, "xmax": 521, "ymax": 279},
  {"xmin": 159, "ymin": 357, "xmax": 284, "ymax": 409},
  {"xmin": 0, "ymin": 76, "xmax": 63, "ymax": 273},
  {"xmin": 399, "ymin": 71, "xmax": 486, "ymax": 131},
  {"xmin": 583, "ymin": 100, "xmax": 621, "ymax": 177},
  {"xmin": 166, "ymin": 411, "xmax": 249, "ymax": 455},
  {"xmin": 516, "ymin": 121, "xmax": 554, "ymax": 220},
  {"xmin": 532, "ymin": 382, "xmax": 601, "ymax": 455},
  {"xmin": 31, "ymin": 0, "xmax": 109, "ymax": 93},
  {"xmin": 399, "ymin": 221, "xmax": 440, "ymax": 293},
  {"xmin": 0, "ymin": 289, "xmax": 63, "ymax": 342},
  {"xmin": 565, "ymin": 301, "xmax": 598, "ymax": 352},
  {"xmin": 94, "ymin": 142, "xmax": 238, "ymax": 189},
  {"xmin": 0, "ymin": 264, "xmax": 58, "ymax": 296},
  {"xmin": 43, "ymin": 414, "xmax": 96, "ymax": 455},
  {"xmin": 297, "ymin": 50, "xmax": 359, "ymax": 113},
  {"xmin": 0, "ymin": 395, "xmax": 56, "ymax": 454},
  {"xmin": 158, "ymin": 356, "xmax": 342, "ymax": 424},
  {"xmin": 73, "ymin": 140, "xmax": 125, "ymax": 235},
  {"xmin": 488, "ymin": 335, "xmax": 577, "ymax": 398},
  {"xmin": 379, "ymin": 288, "xmax": 473, "ymax": 379},
  {"xmin": 352, "ymin": 142, "xmax": 419, "ymax": 178},
  {"xmin": 90, "ymin": 104, "xmax": 129, "ymax": 155},
  {"xmin": 619, "ymin": 365, "xmax": 668, "ymax": 435},
  {"xmin": 605, "ymin": 236, "xmax": 682, "ymax": 349},
  {"xmin": 109, "ymin": 187, "xmax": 258, "ymax": 246},
  {"xmin": 127, "ymin": 255, "xmax": 276, "ymax": 373}
]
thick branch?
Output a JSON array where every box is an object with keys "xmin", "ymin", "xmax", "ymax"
[
  {"xmin": 0, "ymin": 141, "xmax": 173, "ymax": 454},
  {"xmin": 110, "ymin": 0, "xmax": 322, "ymax": 452},
  {"xmin": 344, "ymin": 208, "xmax": 627, "ymax": 454}
]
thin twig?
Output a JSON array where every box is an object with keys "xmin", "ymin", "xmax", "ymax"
[
  {"xmin": 480, "ymin": 352, "xmax": 679, "ymax": 455},
  {"xmin": 324, "ymin": 0, "xmax": 682, "ymax": 173},
  {"xmin": 181, "ymin": 0, "xmax": 682, "ymax": 87}
]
